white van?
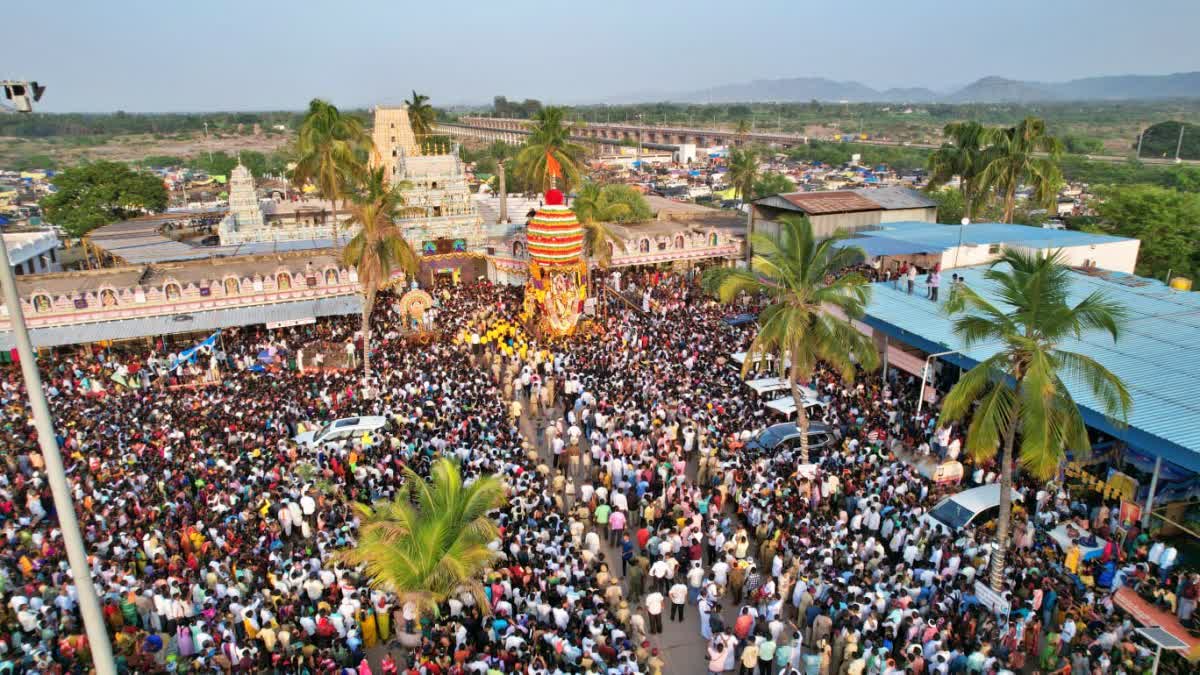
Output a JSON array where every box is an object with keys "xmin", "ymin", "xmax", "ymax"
[
  {"xmin": 294, "ymin": 416, "xmax": 389, "ymax": 448},
  {"xmin": 920, "ymin": 484, "xmax": 1023, "ymax": 536}
]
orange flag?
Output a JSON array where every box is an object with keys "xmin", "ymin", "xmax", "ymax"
[{"xmin": 545, "ymin": 151, "xmax": 562, "ymax": 178}]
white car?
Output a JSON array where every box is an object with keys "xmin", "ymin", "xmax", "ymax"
[
  {"xmin": 294, "ymin": 416, "xmax": 389, "ymax": 448},
  {"xmin": 764, "ymin": 390, "xmax": 826, "ymax": 418},
  {"xmin": 745, "ymin": 377, "xmax": 791, "ymax": 397},
  {"xmin": 920, "ymin": 484, "xmax": 1024, "ymax": 537}
]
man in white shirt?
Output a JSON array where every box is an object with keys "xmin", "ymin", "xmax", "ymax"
[
  {"xmin": 668, "ymin": 581, "xmax": 689, "ymax": 622},
  {"xmin": 644, "ymin": 591, "xmax": 664, "ymax": 634}
]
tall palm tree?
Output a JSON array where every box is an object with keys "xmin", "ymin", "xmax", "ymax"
[
  {"xmin": 406, "ymin": 91, "xmax": 436, "ymax": 144},
  {"xmin": 574, "ymin": 183, "xmax": 628, "ymax": 270},
  {"xmin": 515, "ymin": 107, "xmax": 587, "ymax": 193},
  {"xmin": 291, "ymin": 99, "xmax": 371, "ymax": 243},
  {"xmin": 341, "ymin": 458, "xmax": 504, "ymax": 621},
  {"xmin": 939, "ymin": 250, "xmax": 1130, "ymax": 591},
  {"xmin": 927, "ymin": 121, "xmax": 988, "ymax": 220},
  {"xmin": 341, "ymin": 167, "xmax": 420, "ymax": 374},
  {"xmin": 703, "ymin": 215, "xmax": 880, "ymax": 463},
  {"xmin": 978, "ymin": 117, "xmax": 1065, "ymax": 223},
  {"xmin": 727, "ymin": 147, "xmax": 760, "ymax": 264},
  {"xmin": 735, "ymin": 118, "xmax": 752, "ymax": 144}
]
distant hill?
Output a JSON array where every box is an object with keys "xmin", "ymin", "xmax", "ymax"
[
  {"xmin": 943, "ymin": 76, "xmax": 1056, "ymax": 103},
  {"xmin": 657, "ymin": 72, "xmax": 1200, "ymax": 103}
]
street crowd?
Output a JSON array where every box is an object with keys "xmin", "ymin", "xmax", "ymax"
[{"xmin": 0, "ymin": 272, "xmax": 1193, "ymax": 674}]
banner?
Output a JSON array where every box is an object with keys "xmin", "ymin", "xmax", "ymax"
[{"xmin": 169, "ymin": 331, "xmax": 220, "ymax": 371}]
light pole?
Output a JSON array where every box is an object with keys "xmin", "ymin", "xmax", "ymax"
[
  {"xmin": 953, "ymin": 217, "xmax": 969, "ymax": 269},
  {"xmin": 0, "ymin": 237, "xmax": 117, "ymax": 675},
  {"xmin": 916, "ymin": 349, "xmax": 961, "ymax": 417},
  {"xmin": 636, "ymin": 113, "xmax": 643, "ymax": 176}
]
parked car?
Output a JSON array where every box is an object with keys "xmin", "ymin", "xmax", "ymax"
[
  {"xmin": 294, "ymin": 416, "xmax": 389, "ymax": 448},
  {"xmin": 920, "ymin": 484, "xmax": 1024, "ymax": 536},
  {"xmin": 743, "ymin": 421, "xmax": 836, "ymax": 459}
]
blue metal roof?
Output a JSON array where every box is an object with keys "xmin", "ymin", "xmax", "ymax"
[
  {"xmin": 857, "ymin": 221, "xmax": 1134, "ymax": 251},
  {"xmin": 863, "ymin": 265, "xmax": 1200, "ymax": 472},
  {"xmin": 833, "ymin": 235, "xmax": 935, "ymax": 258}
]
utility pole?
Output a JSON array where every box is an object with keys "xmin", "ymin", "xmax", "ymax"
[
  {"xmin": 1175, "ymin": 123, "xmax": 1186, "ymax": 162},
  {"xmin": 0, "ymin": 236, "xmax": 117, "ymax": 675},
  {"xmin": 497, "ymin": 161, "xmax": 507, "ymax": 224},
  {"xmin": 636, "ymin": 113, "xmax": 643, "ymax": 176},
  {"xmin": 1135, "ymin": 127, "xmax": 1145, "ymax": 159}
]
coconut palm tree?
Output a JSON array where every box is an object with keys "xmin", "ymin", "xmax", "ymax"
[
  {"xmin": 703, "ymin": 215, "xmax": 880, "ymax": 463},
  {"xmin": 515, "ymin": 107, "xmax": 588, "ymax": 193},
  {"xmin": 938, "ymin": 249, "xmax": 1130, "ymax": 591},
  {"xmin": 341, "ymin": 458, "xmax": 504, "ymax": 623},
  {"xmin": 291, "ymin": 99, "xmax": 371, "ymax": 243},
  {"xmin": 406, "ymin": 91, "xmax": 436, "ymax": 143},
  {"xmin": 574, "ymin": 183, "xmax": 628, "ymax": 270},
  {"xmin": 727, "ymin": 147, "xmax": 760, "ymax": 263},
  {"xmin": 978, "ymin": 117, "xmax": 1065, "ymax": 223},
  {"xmin": 927, "ymin": 121, "xmax": 989, "ymax": 220},
  {"xmin": 341, "ymin": 167, "xmax": 420, "ymax": 374}
]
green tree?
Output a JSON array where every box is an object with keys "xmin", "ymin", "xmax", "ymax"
[
  {"xmin": 752, "ymin": 171, "xmax": 795, "ymax": 199},
  {"xmin": 979, "ymin": 117, "xmax": 1065, "ymax": 223},
  {"xmin": 12, "ymin": 154, "xmax": 58, "ymax": 171},
  {"xmin": 41, "ymin": 161, "xmax": 168, "ymax": 237},
  {"xmin": 727, "ymin": 147, "xmax": 760, "ymax": 263},
  {"xmin": 340, "ymin": 458, "xmax": 504, "ymax": 621},
  {"xmin": 573, "ymin": 182, "xmax": 650, "ymax": 268},
  {"xmin": 1062, "ymin": 134, "xmax": 1104, "ymax": 155},
  {"xmin": 1090, "ymin": 184, "xmax": 1200, "ymax": 279},
  {"xmin": 939, "ymin": 250, "xmax": 1131, "ymax": 591},
  {"xmin": 189, "ymin": 151, "xmax": 238, "ymax": 178},
  {"xmin": 406, "ymin": 91, "xmax": 436, "ymax": 141},
  {"xmin": 735, "ymin": 118, "xmax": 751, "ymax": 141},
  {"xmin": 1138, "ymin": 121, "xmax": 1200, "ymax": 160},
  {"xmin": 702, "ymin": 215, "xmax": 880, "ymax": 462},
  {"xmin": 927, "ymin": 121, "xmax": 989, "ymax": 220},
  {"xmin": 341, "ymin": 167, "xmax": 420, "ymax": 374},
  {"xmin": 515, "ymin": 107, "xmax": 587, "ymax": 193},
  {"xmin": 291, "ymin": 99, "xmax": 371, "ymax": 244},
  {"xmin": 927, "ymin": 187, "xmax": 965, "ymax": 225}
]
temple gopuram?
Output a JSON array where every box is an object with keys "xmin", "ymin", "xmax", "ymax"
[{"xmin": 371, "ymin": 105, "xmax": 488, "ymax": 286}]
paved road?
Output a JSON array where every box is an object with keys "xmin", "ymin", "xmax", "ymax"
[{"xmin": 520, "ymin": 408, "xmax": 715, "ymax": 675}]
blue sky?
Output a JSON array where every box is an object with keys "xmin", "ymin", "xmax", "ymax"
[{"xmin": 3, "ymin": 0, "xmax": 1198, "ymax": 112}]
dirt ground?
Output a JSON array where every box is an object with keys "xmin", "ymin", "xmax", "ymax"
[{"xmin": 0, "ymin": 131, "xmax": 290, "ymax": 167}]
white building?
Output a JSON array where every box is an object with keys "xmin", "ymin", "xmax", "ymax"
[
  {"xmin": 218, "ymin": 162, "xmax": 352, "ymax": 246},
  {"xmin": 5, "ymin": 231, "xmax": 62, "ymax": 276}
]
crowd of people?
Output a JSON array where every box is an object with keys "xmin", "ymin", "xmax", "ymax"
[{"xmin": 0, "ymin": 270, "xmax": 1192, "ymax": 674}]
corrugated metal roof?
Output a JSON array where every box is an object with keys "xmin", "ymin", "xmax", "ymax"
[
  {"xmin": 88, "ymin": 214, "xmax": 338, "ymax": 264},
  {"xmin": 864, "ymin": 265, "xmax": 1200, "ymax": 471},
  {"xmin": 779, "ymin": 191, "xmax": 881, "ymax": 214},
  {"xmin": 852, "ymin": 186, "xmax": 937, "ymax": 210},
  {"xmin": 832, "ymin": 236, "xmax": 935, "ymax": 258},
  {"xmin": 860, "ymin": 221, "xmax": 1134, "ymax": 250},
  {"xmin": 0, "ymin": 295, "xmax": 361, "ymax": 350}
]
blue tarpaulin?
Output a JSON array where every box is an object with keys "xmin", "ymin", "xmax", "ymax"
[
  {"xmin": 169, "ymin": 331, "xmax": 220, "ymax": 370},
  {"xmin": 723, "ymin": 313, "xmax": 757, "ymax": 326}
]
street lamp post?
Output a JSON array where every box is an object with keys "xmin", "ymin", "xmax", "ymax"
[
  {"xmin": 916, "ymin": 349, "xmax": 961, "ymax": 417},
  {"xmin": 953, "ymin": 217, "xmax": 969, "ymax": 269},
  {"xmin": 0, "ymin": 237, "xmax": 117, "ymax": 674}
]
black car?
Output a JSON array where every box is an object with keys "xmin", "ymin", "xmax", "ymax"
[{"xmin": 744, "ymin": 421, "xmax": 836, "ymax": 460}]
